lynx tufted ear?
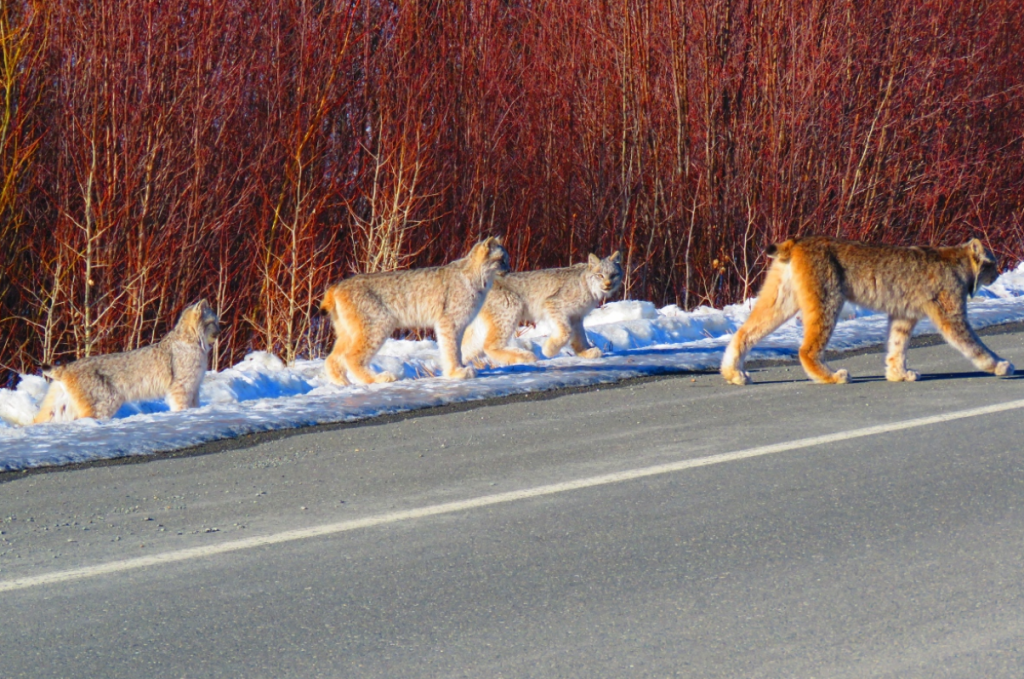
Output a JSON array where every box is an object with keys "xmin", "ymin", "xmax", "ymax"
[
  {"xmin": 610, "ymin": 250, "xmax": 622, "ymax": 264},
  {"xmin": 966, "ymin": 238, "xmax": 994, "ymax": 265},
  {"xmin": 468, "ymin": 239, "xmax": 489, "ymax": 263},
  {"xmin": 588, "ymin": 253, "xmax": 601, "ymax": 268}
]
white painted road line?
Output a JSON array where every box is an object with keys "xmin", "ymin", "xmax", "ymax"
[{"xmin": 3, "ymin": 398, "xmax": 1023, "ymax": 594}]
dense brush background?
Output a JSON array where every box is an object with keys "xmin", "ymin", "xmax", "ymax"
[{"xmin": 1, "ymin": 0, "xmax": 1023, "ymax": 386}]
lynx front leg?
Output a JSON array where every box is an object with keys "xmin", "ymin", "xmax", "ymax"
[
  {"xmin": 569, "ymin": 317, "xmax": 601, "ymax": 359},
  {"xmin": 168, "ymin": 381, "xmax": 194, "ymax": 411},
  {"xmin": 926, "ymin": 299, "xmax": 1014, "ymax": 377},
  {"xmin": 541, "ymin": 306, "xmax": 573, "ymax": 359},
  {"xmin": 343, "ymin": 321, "xmax": 398, "ymax": 385},
  {"xmin": 885, "ymin": 317, "xmax": 920, "ymax": 382},
  {"xmin": 436, "ymin": 321, "xmax": 475, "ymax": 380}
]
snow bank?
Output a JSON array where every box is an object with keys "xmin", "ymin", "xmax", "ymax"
[{"xmin": 3, "ymin": 263, "xmax": 1024, "ymax": 471}]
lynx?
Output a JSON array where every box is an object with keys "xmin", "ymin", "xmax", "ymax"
[
  {"xmin": 462, "ymin": 251, "xmax": 623, "ymax": 365},
  {"xmin": 33, "ymin": 300, "xmax": 221, "ymax": 422},
  {"xmin": 320, "ymin": 237, "xmax": 509, "ymax": 385},
  {"xmin": 721, "ymin": 237, "xmax": 1014, "ymax": 385}
]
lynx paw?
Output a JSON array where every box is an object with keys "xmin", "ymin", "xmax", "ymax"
[
  {"xmin": 831, "ymin": 369, "xmax": 850, "ymax": 384},
  {"xmin": 324, "ymin": 362, "xmax": 351, "ymax": 386},
  {"xmin": 541, "ymin": 341, "xmax": 564, "ymax": 359},
  {"xmin": 446, "ymin": 366, "xmax": 476, "ymax": 381},
  {"xmin": 373, "ymin": 371, "xmax": 399, "ymax": 384},
  {"xmin": 886, "ymin": 368, "xmax": 920, "ymax": 382},
  {"xmin": 578, "ymin": 347, "xmax": 602, "ymax": 360},
  {"xmin": 995, "ymin": 360, "xmax": 1014, "ymax": 377},
  {"xmin": 720, "ymin": 368, "xmax": 751, "ymax": 386},
  {"xmin": 497, "ymin": 349, "xmax": 537, "ymax": 365}
]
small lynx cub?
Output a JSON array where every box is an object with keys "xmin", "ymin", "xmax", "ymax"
[
  {"xmin": 33, "ymin": 300, "xmax": 221, "ymax": 422},
  {"xmin": 721, "ymin": 237, "xmax": 1013, "ymax": 385},
  {"xmin": 321, "ymin": 237, "xmax": 509, "ymax": 385},
  {"xmin": 463, "ymin": 251, "xmax": 623, "ymax": 365}
]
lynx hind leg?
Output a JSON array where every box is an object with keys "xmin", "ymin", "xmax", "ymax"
[
  {"xmin": 721, "ymin": 262, "xmax": 799, "ymax": 385},
  {"xmin": 324, "ymin": 335, "xmax": 351, "ymax": 386},
  {"xmin": 470, "ymin": 303, "xmax": 535, "ymax": 366},
  {"xmin": 333, "ymin": 296, "xmax": 398, "ymax": 385},
  {"xmin": 54, "ymin": 371, "xmax": 109, "ymax": 419},
  {"xmin": 569, "ymin": 317, "xmax": 601, "ymax": 359},
  {"xmin": 32, "ymin": 381, "xmax": 74, "ymax": 423},
  {"xmin": 885, "ymin": 317, "xmax": 920, "ymax": 382},
  {"xmin": 347, "ymin": 320, "xmax": 398, "ymax": 384},
  {"xmin": 793, "ymin": 257, "xmax": 848, "ymax": 384},
  {"xmin": 435, "ymin": 320, "xmax": 475, "ymax": 380},
  {"xmin": 926, "ymin": 298, "xmax": 1014, "ymax": 377}
]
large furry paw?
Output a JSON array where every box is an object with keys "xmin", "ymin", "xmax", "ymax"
[
  {"xmin": 720, "ymin": 367, "xmax": 751, "ymax": 386},
  {"xmin": 577, "ymin": 347, "xmax": 602, "ymax": 360},
  {"xmin": 324, "ymin": 365, "xmax": 350, "ymax": 386},
  {"xmin": 995, "ymin": 360, "xmax": 1014, "ymax": 377},
  {"xmin": 541, "ymin": 340, "xmax": 565, "ymax": 359},
  {"xmin": 813, "ymin": 368, "xmax": 850, "ymax": 384},
  {"xmin": 373, "ymin": 371, "xmax": 399, "ymax": 384},
  {"xmin": 446, "ymin": 366, "xmax": 476, "ymax": 381},
  {"xmin": 490, "ymin": 348, "xmax": 538, "ymax": 365},
  {"xmin": 885, "ymin": 368, "xmax": 920, "ymax": 382},
  {"xmin": 508, "ymin": 352, "xmax": 538, "ymax": 365}
]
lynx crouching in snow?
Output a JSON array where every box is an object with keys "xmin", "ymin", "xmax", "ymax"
[
  {"xmin": 720, "ymin": 237, "xmax": 1014, "ymax": 386},
  {"xmin": 33, "ymin": 300, "xmax": 221, "ymax": 422},
  {"xmin": 463, "ymin": 251, "xmax": 623, "ymax": 365},
  {"xmin": 321, "ymin": 237, "xmax": 509, "ymax": 385}
]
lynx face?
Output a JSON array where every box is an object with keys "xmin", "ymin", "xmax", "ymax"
[
  {"xmin": 188, "ymin": 299, "xmax": 222, "ymax": 349},
  {"xmin": 480, "ymin": 237, "xmax": 511, "ymax": 282},
  {"xmin": 585, "ymin": 251, "xmax": 624, "ymax": 299}
]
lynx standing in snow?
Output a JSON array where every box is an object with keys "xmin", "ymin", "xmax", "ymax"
[
  {"xmin": 462, "ymin": 251, "xmax": 623, "ymax": 365},
  {"xmin": 33, "ymin": 300, "xmax": 221, "ymax": 422},
  {"xmin": 320, "ymin": 237, "xmax": 509, "ymax": 385},
  {"xmin": 720, "ymin": 237, "xmax": 1014, "ymax": 385}
]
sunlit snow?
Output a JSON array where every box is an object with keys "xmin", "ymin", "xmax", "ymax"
[{"xmin": 3, "ymin": 263, "xmax": 1024, "ymax": 471}]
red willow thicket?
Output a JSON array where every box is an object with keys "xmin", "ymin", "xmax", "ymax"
[{"xmin": 1, "ymin": 0, "xmax": 1022, "ymax": 386}]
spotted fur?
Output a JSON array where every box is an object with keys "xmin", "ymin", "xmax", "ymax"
[
  {"xmin": 721, "ymin": 237, "xmax": 1013, "ymax": 385},
  {"xmin": 463, "ymin": 251, "xmax": 623, "ymax": 365},
  {"xmin": 33, "ymin": 300, "xmax": 220, "ymax": 422},
  {"xmin": 320, "ymin": 237, "xmax": 509, "ymax": 385}
]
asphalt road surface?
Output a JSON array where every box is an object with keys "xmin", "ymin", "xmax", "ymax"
[{"xmin": 2, "ymin": 329, "xmax": 1024, "ymax": 678}]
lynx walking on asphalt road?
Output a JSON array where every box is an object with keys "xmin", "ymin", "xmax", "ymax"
[{"xmin": 721, "ymin": 237, "xmax": 1014, "ymax": 385}]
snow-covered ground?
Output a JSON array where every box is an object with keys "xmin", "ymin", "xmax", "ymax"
[{"xmin": 3, "ymin": 263, "xmax": 1024, "ymax": 472}]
